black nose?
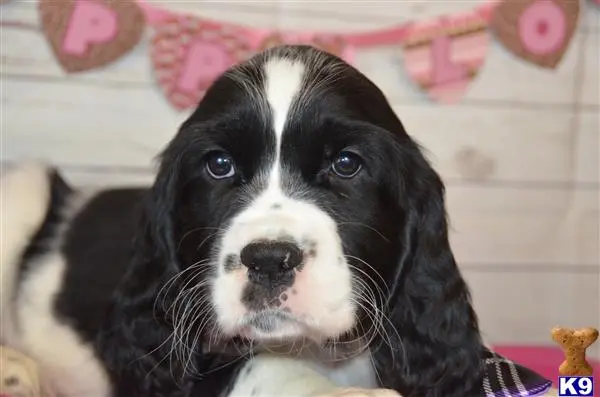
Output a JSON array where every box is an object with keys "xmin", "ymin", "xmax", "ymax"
[{"xmin": 240, "ymin": 241, "xmax": 303, "ymax": 279}]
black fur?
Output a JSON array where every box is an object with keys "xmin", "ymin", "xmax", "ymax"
[
  {"xmin": 18, "ymin": 169, "xmax": 73, "ymax": 278},
  {"xmin": 56, "ymin": 188, "xmax": 146, "ymax": 341},
  {"xmin": 25, "ymin": 45, "xmax": 484, "ymax": 396}
]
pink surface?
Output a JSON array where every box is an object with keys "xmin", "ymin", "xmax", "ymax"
[
  {"xmin": 136, "ymin": 0, "xmax": 354, "ymax": 62},
  {"xmin": 493, "ymin": 345, "xmax": 600, "ymax": 387},
  {"xmin": 177, "ymin": 41, "xmax": 235, "ymax": 93},
  {"xmin": 150, "ymin": 14, "xmax": 251, "ymax": 111},
  {"xmin": 518, "ymin": 0, "xmax": 567, "ymax": 55},
  {"xmin": 135, "ymin": 0, "xmax": 499, "ymax": 48},
  {"xmin": 62, "ymin": 0, "xmax": 118, "ymax": 55},
  {"xmin": 401, "ymin": 5, "xmax": 490, "ymax": 105},
  {"xmin": 430, "ymin": 36, "xmax": 468, "ymax": 87}
]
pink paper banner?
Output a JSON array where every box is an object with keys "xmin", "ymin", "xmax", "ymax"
[
  {"xmin": 26, "ymin": 0, "xmax": 585, "ymax": 111},
  {"xmin": 138, "ymin": 0, "xmax": 357, "ymax": 110},
  {"xmin": 400, "ymin": 5, "xmax": 492, "ymax": 104}
]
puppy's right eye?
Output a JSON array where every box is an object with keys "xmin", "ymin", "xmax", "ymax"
[
  {"xmin": 331, "ymin": 151, "xmax": 362, "ymax": 178},
  {"xmin": 205, "ymin": 151, "xmax": 235, "ymax": 179}
]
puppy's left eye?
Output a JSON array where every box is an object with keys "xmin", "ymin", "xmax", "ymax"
[
  {"xmin": 206, "ymin": 151, "xmax": 235, "ymax": 179},
  {"xmin": 331, "ymin": 151, "xmax": 362, "ymax": 178}
]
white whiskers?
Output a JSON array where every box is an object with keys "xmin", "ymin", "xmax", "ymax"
[{"xmin": 344, "ymin": 256, "xmax": 407, "ymax": 375}]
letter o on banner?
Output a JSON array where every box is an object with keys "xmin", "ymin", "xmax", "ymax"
[
  {"xmin": 518, "ymin": 0, "xmax": 566, "ymax": 55},
  {"xmin": 490, "ymin": 0, "xmax": 579, "ymax": 69}
]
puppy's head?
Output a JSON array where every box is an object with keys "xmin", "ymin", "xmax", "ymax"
[{"xmin": 146, "ymin": 46, "xmax": 481, "ymax": 375}]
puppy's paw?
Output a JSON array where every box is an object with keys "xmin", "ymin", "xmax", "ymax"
[{"xmin": 314, "ymin": 387, "xmax": 402, "ymax": 397}]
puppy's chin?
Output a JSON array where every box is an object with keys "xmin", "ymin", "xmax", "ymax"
[
  {"xmin": 225, "ymin": 310, "xmax": 371, "ymax": 363},
  {"xmin": 237, "ymin": 309, "xmax": 306, "ymax": 341},
  {"xmin": 227, "ymin": 308, "xmax": 339, "ymax": 345}
]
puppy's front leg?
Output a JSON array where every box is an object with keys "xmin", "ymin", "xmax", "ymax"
[
  {"xmin": 314, "ymin": 388, "xmax": 400, "ymax": 397},
  {"xmin": 227, "ymin": 354, "xmax": 401, "ymax": 397},
  {"xmin": 227, "ymin": 354, "xmax": 336, "ymax": 396}
]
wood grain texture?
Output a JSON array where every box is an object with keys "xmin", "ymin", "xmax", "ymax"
[
  {"xmin": 575, "ymin": 113, "xmax": 600, "ymax": 184},
  {"xmin": 465, "ymin": 270, "xmax": 600, "ymax": 360},
  {"xmin": 450, "ymin": 206, "xmax": 599, "ymax": 266},
  {"xmin": 583, "ymin": 2, "xmax": 600, "ymax": 34},
  {"xmin": 1, "ymin": 0, "xmax": 598, "ymax": 354},
  {"xmin": 580, "ymin": 23, "xmax": 600, "ymax": 106},
  {"xmin": 2, "ymin": 1, "xmax": 598, "ymax": 106},
  {"xmin": 4, "ymin": 77, "xmax": 594, "ymax": 186},
  {"xmin": 394, "ymin": 104, "xmax": 583, "ymax": 184}
]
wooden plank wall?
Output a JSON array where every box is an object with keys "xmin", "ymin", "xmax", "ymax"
[{"xmin": 1, "ymin": 1, "xmax": 599, "ymax": 358}]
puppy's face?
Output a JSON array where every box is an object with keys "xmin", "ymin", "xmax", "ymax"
[{"xmin": 157, "ymin": 46, "xmax": 416, "ymax": 347}]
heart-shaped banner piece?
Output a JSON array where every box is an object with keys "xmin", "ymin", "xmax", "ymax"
[
  {"xmin": 401, "ymin": 7, "xmax": 490, "ymax": 104},
  {"xmin": 151, "ymin": 15, "xmax": 251, "ymax": 111},
  {"xmin": 490, "ymin": 0, "xmax": 580, "ymax": 69},
  {"xmin": 39, "ymin": 0, "xmax": 145, "ymax": 73}
]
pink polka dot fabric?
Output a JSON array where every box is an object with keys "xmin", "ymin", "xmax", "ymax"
[{"xmin": 150, "ymin": 15, "xmax": 251, "ymax": 111}]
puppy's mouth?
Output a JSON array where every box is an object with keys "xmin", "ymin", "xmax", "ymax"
[
  {"xmin": 226, "ymin": 309, "xmax": 369, "ymax": 361},
  {"xmin": 236, "ymin": 309, "xmax": 309, "ymax": 341}
]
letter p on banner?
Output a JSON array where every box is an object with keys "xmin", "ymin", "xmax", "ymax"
[
  {"xmin": 62, "ymin": 0, "xmax": 118, "ymax": 56},
  {"xmin": 558, "ymin": 377, "xmax": 594, "ymax": 396}
]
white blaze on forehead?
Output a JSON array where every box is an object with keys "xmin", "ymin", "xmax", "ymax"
[{"xmin": 263, "ymin": 57, "xmax": 306, "ymax": 193}]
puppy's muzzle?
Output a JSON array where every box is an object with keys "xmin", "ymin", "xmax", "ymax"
[{"xmin": 240, "ymin": 240, "xmax": 303, "ymax": 288}]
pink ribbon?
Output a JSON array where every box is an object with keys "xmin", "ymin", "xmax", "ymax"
[{"xmin": 136, "ymin": 0, "xmax": 499, "ymax": 49}]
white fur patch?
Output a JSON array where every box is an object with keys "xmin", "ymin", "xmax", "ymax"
[
  {"xmin": 262, "ymin": 56, "xmax": 305, "ymax": 199},
  {"xmin": 212, "ymin": 56, "xmax": 356, "ymax": 342},
  {"xmin": 0, "ymin": 162, "xmax": 52, "ymax": 345},
  {"xmin": 308, "ymin": 352, "xmax": 379, "ymax": 390},
  {"xmin": 15, "ymin": 253, "xmax": 111, "ymax": 397},
  {"xmin": 264, "ymin": 57, "xmax": 305, "ymax": 149},
  {"xmin": 227, "ymin": 354, "xmax": 337, "ymax": 397},
  {"xmin": 228, "ymin": 352, "xmax": 388, "ymax": 397},
  {"xmin": 213, "ymin": 191, "xmax": 355, "ymax": 338},
  {"xmin": 0, "ymin": 164, "xmax": 110, "ymax": 396}
]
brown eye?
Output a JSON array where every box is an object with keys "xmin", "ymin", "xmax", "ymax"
[
  {"xmin": 206, "ymin": 151, "xmax": 235, "ymax": 179},
  {"xmin": 331, "ymin": 151, "xmax": 362, "ymax": 178}
]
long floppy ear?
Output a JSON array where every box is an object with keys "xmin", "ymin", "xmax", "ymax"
[
  {"xmin": 373, "ymin": 139, "xmax": 485, "ymax": 397},
  {"xmin": 136, "ymin": 144, "xmax": 184, "ymax": 272},
  {"xmin": 98, "ymin": 145, "xmax": 191, "ymax": 389}
]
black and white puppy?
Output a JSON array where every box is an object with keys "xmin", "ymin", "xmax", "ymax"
[{"xmin": 1, "ymin": 45, "xmax": 484, "ymax": 397}]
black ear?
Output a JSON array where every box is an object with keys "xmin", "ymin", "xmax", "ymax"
[
  {"xmin": 373, "ymin": 140, "xmax": 484, "ymax": 397},
  {"xmin": 137, "ymin": 145, "xmax": 184, "ymax": 272}
]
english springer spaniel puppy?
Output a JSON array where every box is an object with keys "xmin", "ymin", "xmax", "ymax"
[{"xmin": 1, "ymin": 45, "xmax": 485, "ymax": 397}]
